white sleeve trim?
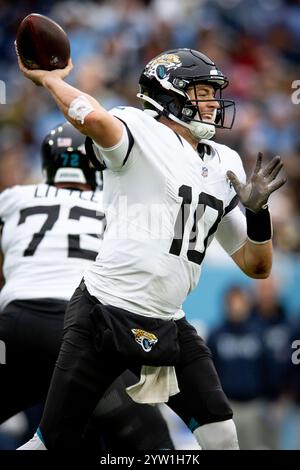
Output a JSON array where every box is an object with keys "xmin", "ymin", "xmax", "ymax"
[
  {"xmin": 247, "ymin": 236, "xmax": 272, "ymax": 245},
  {"xmin": 229, "ymin": 237, "xmax": 247, "ymax": 255},
  {"xmin": 95, "ymin": 125, "xmax": 127, "ymax": 152},
  {"xmin": 92, "ymin": 125, "xmax": 129, "ymax": 170}
]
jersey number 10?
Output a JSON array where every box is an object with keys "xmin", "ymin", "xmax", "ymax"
[{"xmin": 169, "ymin": 185, "xmax": 223, "ymax": 265}]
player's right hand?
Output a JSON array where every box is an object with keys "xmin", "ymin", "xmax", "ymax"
[{"xmin": 15, "ymin": 42, "xmax": 73, "ymax": 86}]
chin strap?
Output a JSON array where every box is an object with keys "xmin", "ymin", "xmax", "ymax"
[
  {"xmin": 170, "ymin": 114, "xmax": 215, "ymax": 140},
  {"xmin": 137, "ymin": 93, "xmax": 216, "ymax": 141}
]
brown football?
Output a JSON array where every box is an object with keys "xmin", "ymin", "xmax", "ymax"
[{"xmin": 16, "ymin": 13, "xmax": 70, "ymax": 70}]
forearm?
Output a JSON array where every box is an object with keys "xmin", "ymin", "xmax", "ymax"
[
  {"xmin": 42, "ymin": 76, "xmax": 101, "ymax": 131},
  {"xmin": 17, "ymin": 54, "xmax": 123, "ymax": 147},
  {"xmin": 231, "ymin": 206, "xmax": 273, "ymax": 278},
  {"xmin": 42, "ymin": 76, "xmax": 122, "ymax": 147},
  {"xmin": 239, "ymin": 239, "xmax": 272, "ymax": 278}
]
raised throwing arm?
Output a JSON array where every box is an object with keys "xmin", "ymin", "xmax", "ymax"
[{"xmin": 16, "ymin": 50, "xmax": 124, "ymax": 151}]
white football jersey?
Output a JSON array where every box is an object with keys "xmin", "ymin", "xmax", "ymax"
[
  {"xmin": 84, "ymin": 107, "xmax": 247, "ymax": 320},
  {"xmin": 0, "ymin": 184, "xmax": 105, "ymax": 310}
]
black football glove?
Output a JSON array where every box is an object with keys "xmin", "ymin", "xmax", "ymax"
[{"xmin": 226, "ymin": 152, "xmax": 286, "ymax": 213}]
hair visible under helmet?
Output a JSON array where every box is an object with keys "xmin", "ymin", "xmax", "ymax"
[{"xmin": 138, "ymin": 48, "xmax": 235, "ymax": 141}]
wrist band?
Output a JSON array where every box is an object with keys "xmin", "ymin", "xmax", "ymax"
[{"xmin": 246, "ymin": 206, "xmax": 273, "ymax": 243}]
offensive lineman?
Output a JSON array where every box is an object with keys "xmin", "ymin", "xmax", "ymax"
[
  {"xmin": 0, "ymin": 122, "xmax": 174, "ymax": 451},
  {"xmin": 17, "ymin": 48, "xmax": 286, "ymax": 450}
]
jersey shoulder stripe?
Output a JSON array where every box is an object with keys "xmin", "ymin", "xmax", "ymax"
[
  {"xmin": 224, "ymin": 194, "xmax": 239, "ymax": 216},
  {"xmin": 114, "ymin": 117, "xmax": 134, "ymax": 166}
]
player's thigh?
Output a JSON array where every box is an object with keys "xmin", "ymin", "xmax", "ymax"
[
  {"xmin": 0, "ymin": 300, "xmax": 63, "ymax": 367},
  {"xmin": 0, "ymin": 307, "xmax": 51, "ymax": 422},
  {"xmin": 168, "ymin": 318, "xmax": 233, "ymax": 428},
  {"xmin": 40, "ymin": 289, "xmax": 128, "ymax": 449},
  {"xmin": 169, "ymin": 356, "xmax": 233, "ymax": 428},
  {"xmin": 0, "ymin": 366, "xmax": 49, "ymax": 424},
  {"xmin": 92, "ymin": 370, "xmax": 174, "ymax": 450}
]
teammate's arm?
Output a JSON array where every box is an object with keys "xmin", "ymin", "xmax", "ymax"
[{"xmin": 16, "ymin": 55, "xmax": 123, "ymax": 150}]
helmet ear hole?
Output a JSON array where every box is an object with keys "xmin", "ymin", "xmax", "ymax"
[{"xmin": 140, "ymin": 83, "xmax": 186, "ymax": 120}]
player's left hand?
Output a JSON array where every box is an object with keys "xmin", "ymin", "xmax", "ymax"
[
  {"xmin": 15, "ymin": 42, "xmax": 73, "ymax": 86},
  {"xmin": 226, "ymin": 152, "xmax": 286, "ymax": 213}
]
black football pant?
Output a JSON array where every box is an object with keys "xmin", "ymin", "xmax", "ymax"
[
  {"xmin": 39, "ymin": 283, "xmax": 233, "ymax": 450},
  {"xmin": 0, "ymin": 299, "xmax": 173, "ymax": 450}
]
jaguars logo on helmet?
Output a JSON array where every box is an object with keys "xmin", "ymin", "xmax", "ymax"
[
  {"xmin": 144, "ymin": 53, "xmax": 182, "ymax": 80},
  {"xmin": 138, "ymin": 48, "xmax": 236, "ymax": 141},
  {"xmin": 131, "ymin": 329, "xmax": 158, "ymax": 352}
]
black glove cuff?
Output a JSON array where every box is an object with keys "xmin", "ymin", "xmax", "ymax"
[{"xmin": 246, "ymin": 206, "xmax": 273, "ymax": 243}]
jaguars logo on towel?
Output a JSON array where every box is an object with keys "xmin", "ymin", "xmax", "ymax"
[{"xmin": 131, "ymin": 329, "xmax": 158, "ymax": 352}]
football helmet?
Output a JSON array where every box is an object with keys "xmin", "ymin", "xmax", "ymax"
[
  {"xmin": 41, "ymin": 122, "xmax": 98, "ymax": 189},
  {"xmin": 138, "ymin": 48, "xmax": 235, "ymax": 140}
]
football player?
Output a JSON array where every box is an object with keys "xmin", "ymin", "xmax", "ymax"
[
  {"xmin": 17, "ymin": 48, "xmax": 286, "ymax": 450},
  {"xmin": 0, "ymin": 122, "xmax": 174, "ymax": 450}
]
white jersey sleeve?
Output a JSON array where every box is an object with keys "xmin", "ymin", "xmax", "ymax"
[
  {"xmin": 90, "ymin": 123, "xmax": 132, "ymax": 171},
  {"xmin": 215, "ymin": 205, "xmax": 247, "ymax": 255},
  {"xmin": 90, "ymin": 107, "xmax": 138, "ymax": 171},
  {"xmin": 213, "ymin": 147, "xmax": 247, "ymax": 255}
]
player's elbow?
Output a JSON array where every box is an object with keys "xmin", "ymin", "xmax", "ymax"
[
  {"xmin": 69, "ymin": 110, "xmax": 103, "ymax": 136},
  {"xmin": 249, "ymin": 270, "xmax": 271, "ymax": 280},
  {"xmin": 247, "ymin": 261, "xmax": 272, "ymax": 279}
]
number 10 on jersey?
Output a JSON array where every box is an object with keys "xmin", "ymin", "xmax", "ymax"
[{"xmin": 169, "ymin": 185, "xmax": 223, "ymax": 266}]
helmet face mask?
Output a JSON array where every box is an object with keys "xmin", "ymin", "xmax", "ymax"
[
  {"xmin": 138, "ymin": 48, "xmax": 236, "ymax": 138},
  {"xmin": 41, "ymin": 122, "xmax": 98, "ymax": 190},
  {"xmin": 180, "ymin": 83, "xmax": 236, "ymax": 130}
]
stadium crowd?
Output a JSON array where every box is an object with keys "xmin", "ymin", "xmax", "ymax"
[
  {"xmin": 1, "ymin": 0, "xmax": 300, "ymax": 251},
  {"xmin": 0, "ymin": 0, "xmax": 300, "ymax": 449}
]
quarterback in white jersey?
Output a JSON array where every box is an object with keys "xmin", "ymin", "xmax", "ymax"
[
  {"xmin": 84, "ymin": 105, "xmax": 247, "ymax": 319},
  {"xmin": 0, "ymin": 123, "xmax": 174, "ymax": 451},
  {"xmin": 17, "ymin": 47, "xmax": 285, "ymax": 451}
]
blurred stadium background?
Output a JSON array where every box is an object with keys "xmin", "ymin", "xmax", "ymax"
[{"xmin": 0, "ymin": 0, "xmax": 300, "ymax": 450}]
